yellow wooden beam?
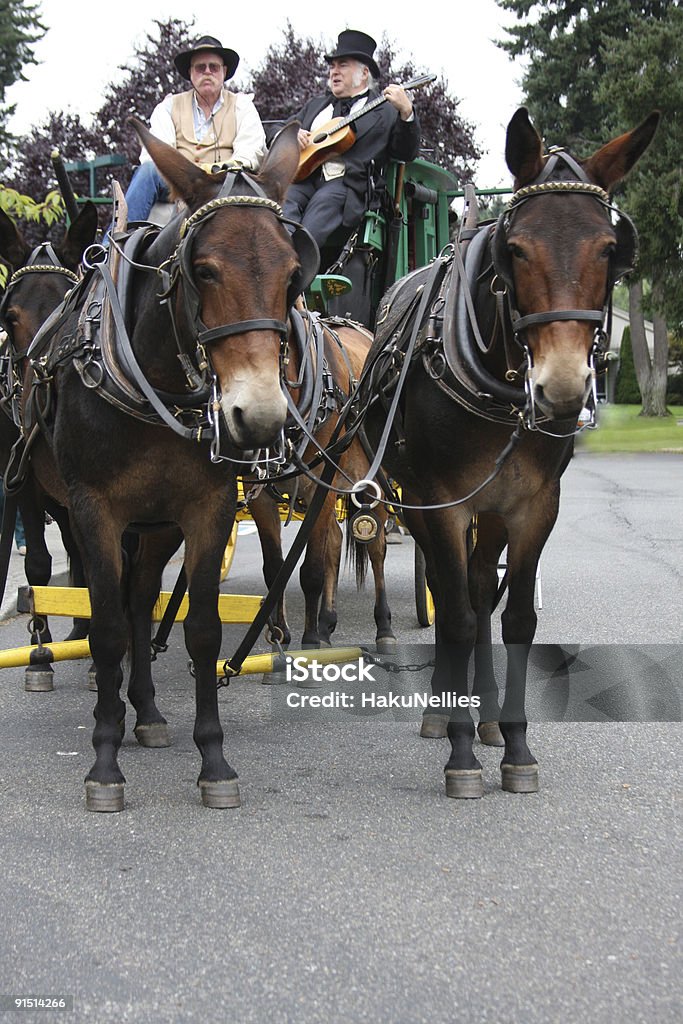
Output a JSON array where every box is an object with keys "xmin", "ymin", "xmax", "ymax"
[
  {"xmin": 25, "ymin": 586, "xmax": 263, "ymax": 624},
  {"xmin": 0, "ymin": 639, "xmax": 365, "ymax": 677}
]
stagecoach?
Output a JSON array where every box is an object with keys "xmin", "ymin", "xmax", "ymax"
[{"xmin": 0, "ymin": 108, "xmax": 657, "ymax": 810}]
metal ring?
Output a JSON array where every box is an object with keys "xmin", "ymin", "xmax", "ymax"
[
  {"xmin": 350, "ymin": 479, "xmax": 381, "ymax": 509},
  {"xmin": 82, "ymin": 244, "xmax": 107, "ymax": 270}
]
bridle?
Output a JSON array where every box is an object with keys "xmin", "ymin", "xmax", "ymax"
[
  {"xmin": 152, "ymin": 171, "xmax": 319, "ymax": 463},
  {"xmin": 491, "ymin": 148, "xmax": 638, "ymax": 433},
  {"xmin": 0, "ymin": 243, "xmax": 81, "ymax": 429},
  {"xmin": 0, "ymin": 242, "xmax": 80, "ymax": 352}
]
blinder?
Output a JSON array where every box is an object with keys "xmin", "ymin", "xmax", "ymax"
[
  {"xmin": 611, "ymin": 210, "xmax": 638, "ymax": 285},
  {"xmin": 285, "ymin": 221, "xmax": 320, "ymax": 309},
  {"xmin": 491, "ymin": 214, "xmax": 513, "ymax": 291}
]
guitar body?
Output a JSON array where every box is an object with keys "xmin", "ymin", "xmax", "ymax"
[{"xmin": 294, "ymin": 120, "xmax": 357, "ymax": 182}]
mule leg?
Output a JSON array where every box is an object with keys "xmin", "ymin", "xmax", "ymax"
[
  {"xmin": 126, "ymin": 527, "xmax": 183, "ymax": 748},
  {"xmin": 249, "ymin": 492, "xmax": 291, "ymax": 646},
  {"xmin": 70, "ymin": 508, "xmax": 128, "ymax": 812},
  {"xmin": 317, "ymin": 512, "xmax": 342, "ymax": 646},
  {"xmin": 300, "ymin": 494, "xmax": 338, "ymax": 648},
  {"xmin": 498, "ymin": 489, "xmax": 559, "ymax": 793},
  {"xmin": 181, "ymin": 503, "xmax": 240, "ymax": 809},
  {"xmin": 49, "ymin": 503, "xmax": 89, "ymax": 642},
  {"xmin": 367, "ymin": 509, "xmax": 396, "ymax": 653},
  {"xmin": 469, "ymin": 513, "xmax": 507, "ymax": 746},
  {"xmin": 420, "ymin": 506, "xmax": 482, "ymax": 797},
  {"xmin": 18, "ymin": 489, "xmax": 58, "ymax": 691}
]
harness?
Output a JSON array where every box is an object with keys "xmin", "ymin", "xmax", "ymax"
[
  {"xmin": 24, "ymin": 171, "xmax": 321, "ymax": 465},
  {"xmin": 363, "ymin": 152, "xmax": 637, "ymax": 445}
]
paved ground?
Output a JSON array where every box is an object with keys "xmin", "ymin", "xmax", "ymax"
[{"xmin": 0, "ymin": 452, "xmax": 680, "ymax": 1023}]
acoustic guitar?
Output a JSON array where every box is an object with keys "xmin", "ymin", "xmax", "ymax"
[{"xmin": 294, "ymin": 74, "xmax": 437, "ymax": 183}]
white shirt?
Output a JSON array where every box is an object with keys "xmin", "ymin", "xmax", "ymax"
[{"xmin": 139, "ymin": 90, "xmax": 267, "ymax": 171}]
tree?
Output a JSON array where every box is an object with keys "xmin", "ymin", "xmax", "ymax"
[
  {"xmin": 614, "ymin": 327, "xmax": 641, "ymax": 404},
  {"xmin": 495, "ymin": 0, "xmax": 680, "ymax": 415},
  {"xmin": 596, "ymin": 9, "xmax": 682, "ymax": 415},
  {"xmin": 0, "ymin": 0, "xmax": 46, "ymax": 159},
  {"xmin": 249, "ymin": 22, "xmax": 480, "ymax": 183}
]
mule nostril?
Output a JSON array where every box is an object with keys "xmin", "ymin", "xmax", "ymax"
[{"xmin": 534, "ymin": 383, "xmax": 545, "ymax": 402}]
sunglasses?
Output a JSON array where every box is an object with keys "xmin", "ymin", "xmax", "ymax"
[{"xmin": 191, "ymin": 61, "xmax": 224, "ymax": 75}]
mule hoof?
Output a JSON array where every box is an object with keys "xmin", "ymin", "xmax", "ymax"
[
  {"xmin": 445, "ymin": 768, "xmax": 484, "ymax": 799},
  {"xmin": 134, "ymin": 722, "xmax": 171, "ymax": 748},
  {"xmin": 420, "ymin": 714, "xmax": 449, "ymax": 739},
  {"xmin": 376, "ymin": 636, "xmax": 397, "ymax": 655},
  {"xmin": 25, "ymin": 667, "xmax": 54, "ymax": 692},
  {"xmin": 477, "ymin": 721, "xmax": 505, "ymax": 747},
  {"xmin": 85, "ymin": 781, "xmax": 125, "ymax": 813},
  {"xmin": 199, "ymin": 779, "xmax": 241, "ymax": 809},
  {"xmin": 501, "ymin": 763, "xmax": 539, "ymax": 793},
  {"xmin": 87, "ymin": 670, "xmax": 97, "ymax": 692}
]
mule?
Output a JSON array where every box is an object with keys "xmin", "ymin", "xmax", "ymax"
[
  {"xmin": 361, "ymin": 107, "xmax": 659, "ymax": 799},
  {"xmin": 0, "ymin": 204, "xmax": 98, "ymax": 686},
  {"xmin": 247, "ymin": 313, "xmax": 395, "ymax": 652},
  {"xmin": 23, "ymin": 120, "xmax": 317, "ymax": 811}
]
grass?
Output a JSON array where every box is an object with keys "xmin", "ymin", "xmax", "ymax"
[{"xmin": 577, "ymin": 404, "xmax": 683, "ymax": 453}]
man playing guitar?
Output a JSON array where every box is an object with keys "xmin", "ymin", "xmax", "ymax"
[{"xmin": 281, "ymin": 29, "xmax": 421, "ymax": 250}]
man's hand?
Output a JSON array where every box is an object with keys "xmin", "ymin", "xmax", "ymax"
[
  {"xmin": 383, "ymin": 84, "xmax": 413, "ymax": 120},
  {"xmin": 297, "ymin": 129, "xmax": 312, "ymax": 151}
]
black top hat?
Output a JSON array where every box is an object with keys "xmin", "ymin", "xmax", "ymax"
[
  {"xmin": 325, "ymin": 29, "xmax": 380, "ymax": 79},
  {"xmin": 174, "ymin": 35, "xmax": 240, "ymax": 81}
]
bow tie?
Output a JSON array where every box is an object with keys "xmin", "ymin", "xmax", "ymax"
[{"xmin": 333, "ymin": 91, "xmax": 369, "ymax": 118}]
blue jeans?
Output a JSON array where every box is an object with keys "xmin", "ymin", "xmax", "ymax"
[{"xmin": 124, "ymin": 162, "xmax": 170, "ymax": 222}]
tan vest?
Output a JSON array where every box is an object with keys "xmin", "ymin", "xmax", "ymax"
[{"xmin": 170, "ymin": 89, "xmax": 237, "ymax": 165}]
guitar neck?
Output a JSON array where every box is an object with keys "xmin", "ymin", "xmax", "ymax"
[{"xmin": 334, "ymin": 75, "xmax": 436, "ymax": 131}]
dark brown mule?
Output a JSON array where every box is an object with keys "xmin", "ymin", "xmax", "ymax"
[
  {"xmin": 0, "ymin": 204, "xmax": 98, "ymax": 687},
  {"xmin": 247, "ymin": 316, "xmax": 396, "ymax": 651},
  {"xmin": 23, "ymin": 121, "xmax": 311, "ymax": 811},
  {"xmin": 362, "ymin": 108, "xmax": 658, "ymax": 799}
]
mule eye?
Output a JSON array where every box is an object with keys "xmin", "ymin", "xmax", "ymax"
[
  {"xmin": 508, "ymin": 243, "xmax": 526, "ymax": 261},
  {"xmin": 195, "ymin": 264, "xmax": 217, "ymax": 283},
  {"xmin": 600, "ymin": 243, "xmax": 616, "ymax": 260}
]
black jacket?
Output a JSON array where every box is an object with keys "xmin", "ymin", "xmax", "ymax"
[{"xmin": 290, "ymin": 90, "xmax": 421, "ymax": 227}]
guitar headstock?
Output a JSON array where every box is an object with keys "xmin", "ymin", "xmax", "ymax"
[{"xmin": 402, "ymin": 74, "xmax": 437, "ymax": 91}]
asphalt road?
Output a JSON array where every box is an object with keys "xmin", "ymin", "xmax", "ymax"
[{"xmin": 0, "ymin": 451, "xmax": 680, "ymax": 1023}]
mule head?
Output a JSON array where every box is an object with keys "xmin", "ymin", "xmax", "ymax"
[
  {"xmin": 130, "ymin": 118, "xmax": 311, "ymax": 449},
  {"xmin": 0, "ymin": 202, "xmax": 97, "ymax": 357},
  {"xmin": 500, "ymin": 108, "xmax": 659, "ymax": 419}
]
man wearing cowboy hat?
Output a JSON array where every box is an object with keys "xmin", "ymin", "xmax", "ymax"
[
  {"xmin": 124, "ymin": 35, "xmax": 266, "ymax": 223},
  {"xmin": 281, "ymin": 29, "xmax": 420, "ymax": 249}
]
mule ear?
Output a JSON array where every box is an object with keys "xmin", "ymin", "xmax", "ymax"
[
  {"xmin": 0, "ymin": 208, "xmax": 30, "ymax": 268},
  {"xmin": 257, "ymin": 122, "xmax": 302, "ymax": 204},
  {"xmin": 583, "ymin": 111, "xmax": 660, "ymax": 193},
  {"xmin": 505, "ymin": 107, "xmax": 544, "ymax": 187},
  {"xmin": 58, "ymin": 200, "xmax": 98, "ymax": 271},
  {"xmin": 128, "ymin": 116, "xmax": 218, "ymax": 210}
]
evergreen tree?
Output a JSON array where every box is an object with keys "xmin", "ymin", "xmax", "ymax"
[
  {"xmin": 495, "ymin": 0, "xmax": 679, "ymax": 415},
  {"xmin": 0, "ymin": 0, "xmax": 46, "ymax": 159},
  {"xmin": 614, "ymin": 327, "xmax": 641, "ymax": 404}
]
